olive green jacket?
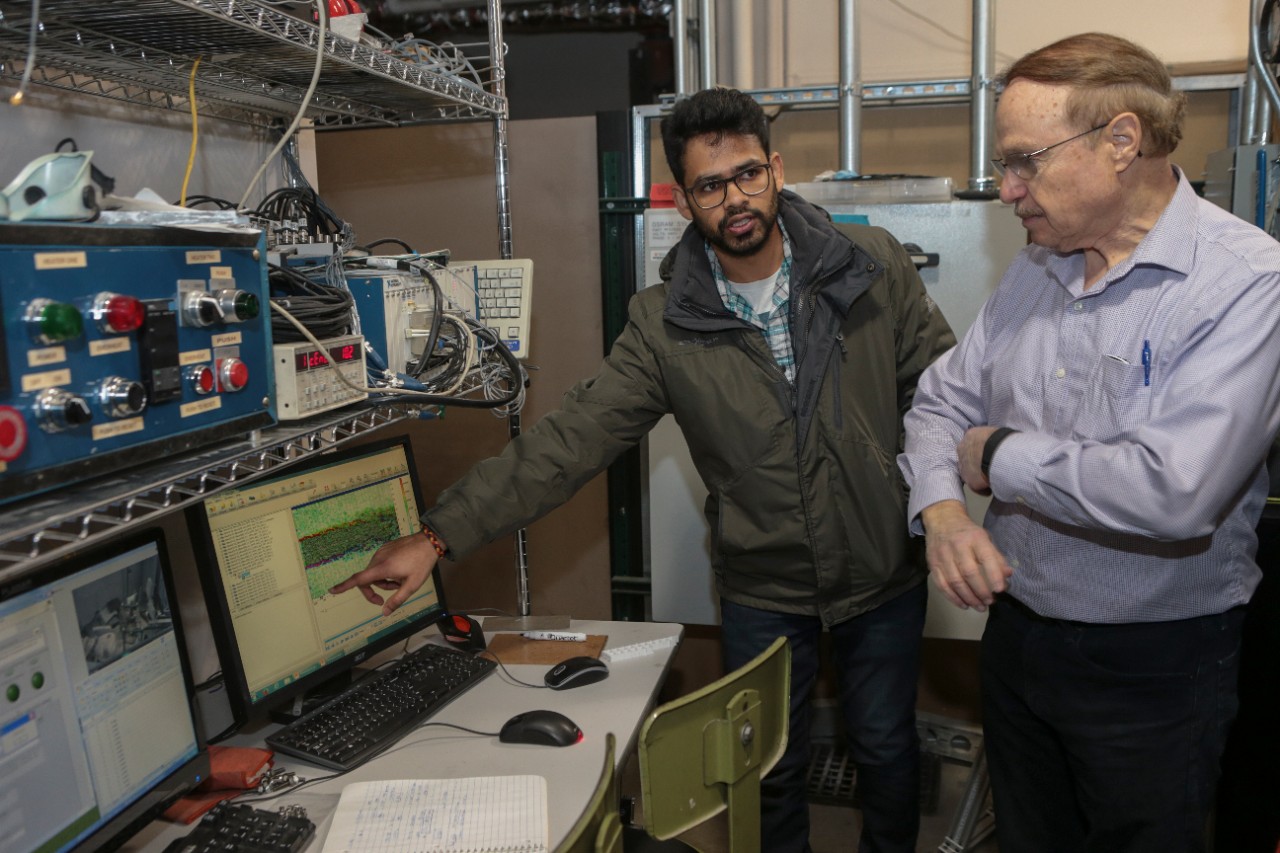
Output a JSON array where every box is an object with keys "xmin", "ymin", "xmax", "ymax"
[{"xmin": 424, "ymin": 190, "xmax": 955, "ymax": 626}]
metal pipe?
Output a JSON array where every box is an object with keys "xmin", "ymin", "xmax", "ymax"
[
  {"xmin": 966, "ymin": 0, "xmax": 997, "ymax": 195},
  {"xmin": 486, "ymin": 0, "xmax": 530, "ymax": 618},
  {"xmin": 731, "ymin": 0, "xmax": 754, "ymax": 90},
  {"xmin": 1243, "ymin": 66, "xmax": 1261, "ymax": 144},
  {"xmin": 698, "ymin": 0, "xmax": 716, "ymax": 89},
  {"xmin": 838, "ymin": 0, "xmax": 860, "ymax": 173},
  {"xmin": 1249, "ymin": 0, "xmax": 1280, "ymax": 120},
  {"xmin": 672, "ymin": 0, "xmax": 689, "ymax": 95},
  {"xmin": 487, "ymin": 0, "xmax": 512, "ymax": 260}
]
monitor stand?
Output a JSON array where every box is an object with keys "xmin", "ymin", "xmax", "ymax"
[{"xmin": 268, "ymin": 670, "xmax": 360, "ymax": 725}]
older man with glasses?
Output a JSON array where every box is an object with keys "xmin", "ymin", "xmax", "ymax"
[
  {"xmin": 331, "ymin": 86, "xmax": 955, "ymax": 853},
  {"xmin": 899, "ymin": 32, "xmax": 1280, "ymax": 852}
]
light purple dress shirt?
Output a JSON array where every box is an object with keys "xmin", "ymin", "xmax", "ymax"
[{"xmin": 899, "ymin": 169, "xmax": 1280, "ymax": 622}]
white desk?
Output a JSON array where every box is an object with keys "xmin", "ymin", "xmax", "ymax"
[{"xmin": 124, "ymin": 619, "xmax": 683, "ymax": 851}]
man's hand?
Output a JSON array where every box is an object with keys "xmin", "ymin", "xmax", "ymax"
[
  {"xmin": 920, "ymin": 499, "xmax": 1012, "ymax": 611},
  {"xmin": 329, "ymin": 532, "xmax": 440, "ymax": 616},
  {"xmin": 958, "ymin": 425, "xmax": 998, "ymax": 494}
]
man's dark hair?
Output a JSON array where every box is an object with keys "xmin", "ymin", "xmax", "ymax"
[{"xmin": 660, "ymin": 87, "xmax": 770, "ymax": 186}]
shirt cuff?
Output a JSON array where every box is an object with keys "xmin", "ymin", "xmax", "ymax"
[
  {"xmin": 987, "ymin": 430, "xmax": 1054, "ymax": 503},
  {"xmin": 907, "ymin": 476, "xmax": 967, "ymax": 536}
]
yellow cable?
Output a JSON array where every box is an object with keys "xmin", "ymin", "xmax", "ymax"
[{"xmin": 180, "ymin": 56, "xmax": 202, "ymax": 207}]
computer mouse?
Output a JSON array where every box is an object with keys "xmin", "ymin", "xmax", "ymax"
[
  {"xmin": 437, "ymin": 612, "xmax": 486, "ymax": 651},
  {"xmin": 498, "ymin": 710, "xmax": 582, "ymax": 747},
  {"xmin": 545, "ymin": 655, "xmax": 610, "ymax": 690}
]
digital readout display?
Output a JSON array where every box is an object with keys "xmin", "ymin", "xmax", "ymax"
[{"xmin": 294, "ymin": 343, "xmax": 360, "ymax": 371}]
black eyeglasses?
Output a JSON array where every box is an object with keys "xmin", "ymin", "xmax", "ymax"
[
  {"xmin": 992, "ymin": 122, "xmax": 1110, "ymax": 181},
  {"xmin": 684, "ymin": 163, "xmax": 773, "ymax": 210}
]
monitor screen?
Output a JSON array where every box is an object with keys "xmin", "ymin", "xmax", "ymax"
[
  {"xmin": 0, "ymin": 530, "xmax": 208, "ymax": 853},
  {"xmin": 187, "ymin": 436, "xmax": 445, "ymax": 723}
]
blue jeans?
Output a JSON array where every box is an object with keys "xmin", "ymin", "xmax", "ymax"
[
  {"xmin": 720, "ymin": 583, "xmax": 926, "ymax": 853},
  {"xmin": 982, "ymin": 595, "xmax": 1245, "ymax": 853}
]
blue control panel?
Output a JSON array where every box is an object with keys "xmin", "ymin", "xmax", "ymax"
[{"xmin": 0, "ymin": 222, "xmax": 275, "ymax": 504}]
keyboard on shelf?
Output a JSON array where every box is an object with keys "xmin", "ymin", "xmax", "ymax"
[
  {"xmin": 447, "ymin": 258, "xmax": 534, "ymax": 359},
  {"xmin": 266, "ymin": 643, "xmax": 496, "ymax": 771},
  {"xmin": 163, "ymin": 803, "xmax": 314, "ymax": 853}
]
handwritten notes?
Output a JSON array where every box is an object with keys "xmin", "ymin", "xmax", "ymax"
[{"xmin": 321, "ymin": 775, "xmax": 548, "ymax": 853}]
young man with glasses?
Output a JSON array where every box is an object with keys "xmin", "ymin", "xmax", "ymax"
[
  {"xmin": 899, "ymin": 32, "xmax": 1280, "ymax": 852},
  {"xmin": 331, "ymin": 87, "xmax": 955, "ymax": 853}
]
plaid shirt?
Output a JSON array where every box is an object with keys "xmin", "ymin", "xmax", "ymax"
[{"xmin": 706, "ymin": 222, "xmax": 796, "ymax": 382}]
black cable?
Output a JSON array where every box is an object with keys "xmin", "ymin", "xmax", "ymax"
[
  {"xmin": 178, "ymin": 194, "xmax": 239, "ymax": 209},
  {"xmin": 488, "ymin": 656, "xmax": 548, "ymax": 689},
  {"xmin": 253, "ymin": 187, "xmax": 346, "ymax": 239},
  {"xmin": 408, "ymin": 265, "xmax": 446, "ymax": 378},
  {"xmin": 417, "ymin": 321, "xmax": 524, "ymax": 409},
  {"xmin": 268, "ymin": 263, "xmax": 354, "ymax": 342},
  {"xmin": 360, "ymin": 238, "xmax": 416, "ymax": 254}
]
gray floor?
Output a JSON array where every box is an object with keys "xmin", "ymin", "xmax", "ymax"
[{"xmin": 620, "ymin": 750, "xmax": 998, "ymax": 853}]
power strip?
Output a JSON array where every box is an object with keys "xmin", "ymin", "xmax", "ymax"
[{"xmin": 600, "ymin": 634, "xmax": 680, "ymax": 664}]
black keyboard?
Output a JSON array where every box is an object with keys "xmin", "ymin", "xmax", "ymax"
[
  {"xmin": 266, "ymin": 643, "xmax": 495, "ymax": 770},
  {"xmin": 163, "ymin": 803, "xmax": 314, "ymax": 853}
]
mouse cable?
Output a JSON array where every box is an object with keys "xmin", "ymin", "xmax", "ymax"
[
  {"xmin": 480, "ymin": 653, "xmax": 548, "ymax": 690},
  {"xmin": 418, "ymin": 721, "xmax": 501, "ymax": 737}
]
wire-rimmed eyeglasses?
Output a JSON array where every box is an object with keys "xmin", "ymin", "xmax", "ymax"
[
  {"xmin": 992, "ymin": 122, "xmax": 1110, "ymax": 181},
  {"xmin": 684, "ymin": 163, "xmax": 774, "ymax": 210}
]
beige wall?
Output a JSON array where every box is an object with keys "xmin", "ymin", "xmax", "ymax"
[{"xmin": 722, "ymin": 0, "xmax": 1250, "ymax": 89}]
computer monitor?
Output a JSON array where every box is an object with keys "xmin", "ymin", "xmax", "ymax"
[
  {"xmin": 0, "ymin": 530, "xmax": 208, "ymax": 853},
  {"xmin": 186, "ymin": 435, "xmax": 446, "ymax": 724}
]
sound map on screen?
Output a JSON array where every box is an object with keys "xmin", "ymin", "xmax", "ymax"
[
  {"xmin": 0, "ymin": 531, "xmax": 207, "ymax": 853},
  {"xmin": 188, "ymin": 436, "xmax": 445, "ymax": 722}
]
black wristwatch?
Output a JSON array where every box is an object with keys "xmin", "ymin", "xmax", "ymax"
[{"xmin": 981, "ymin": 427, "xmax": 1018, "ymax": 478}]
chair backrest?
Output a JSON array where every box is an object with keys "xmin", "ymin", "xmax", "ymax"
[
  {"xmin": 636, "ymin": 636, "xmax": 791, "ymax": 853},
  {"xmin": 555, "ymin": 732, "xmax": 624, "ymax": 853}
]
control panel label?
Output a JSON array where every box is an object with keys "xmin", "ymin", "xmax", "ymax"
[
  {"xmin": 89, "ymin": 338, "xmax": 131, "ymax": 357},
  {"xmin": 212, "ymin": 333, "xmax": 242, "ymax": 348},
  {"xmin": 34, "ymin": 251, "xmax": 87, "ymax": 270},
  {"xmin": 92, "ymin": 418, "xmax": 144, "ymax": 441},
  {"xmin": 181, "ymin": 397, "xmax": 223, "ymax": 418},
  {"xmin": 21, "ymin": 369, "xmax": 71, "ymax": 392},
  {"xmin": 186, "ymin": 250, "xmax": 222, "ymax": 265},
  {"xmin": 180, "ymin": 349, "xmax": 213, "ymax": 366},
  {"xmin": 210, "ymin": 266, "xmax": 234, "ymax": 280},
  {"xmin": 28, "ymin": 347, "xmax": 66, "ymax": 367}
]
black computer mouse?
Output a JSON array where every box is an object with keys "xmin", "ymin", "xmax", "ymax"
[
  {"xmin": 499, "ymin": 710, "xmax": 582, "ymax": 747},
  {"xmin": 545, "ymin": 655, "xmax": 610, "ymax": 690}
]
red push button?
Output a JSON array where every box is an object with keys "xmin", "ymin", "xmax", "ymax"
[
  {"xmin": 94, "ymin": 292, "xmax": 146, "ymax": 334},
  {"xmin": 219, "ymin": 358, "xmax": 249, "ymax": 393},
  {"xmin": 0, "ymin": 407, "xmax": 27, "ymax": 462},
  {"xmin": 186, "ymin": 365, "xmax": 216, "ymax": 396}
]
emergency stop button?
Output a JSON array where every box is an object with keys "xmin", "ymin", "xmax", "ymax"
[{"xmin": 0, "ymin": 407, "xmax": 27, "ymax": 462}]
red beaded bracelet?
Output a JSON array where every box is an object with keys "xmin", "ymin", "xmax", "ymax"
[{"xmin": 420, "ymin": 524, "xmax": 447, "ymax": 558}]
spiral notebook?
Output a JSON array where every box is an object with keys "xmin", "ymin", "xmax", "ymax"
[{"xmin": 321, "ymin": 775, "xmax": 548, "ymax": 853}]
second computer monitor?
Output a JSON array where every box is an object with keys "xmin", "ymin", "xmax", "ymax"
[
  {"xmin": 0, "ymin": 530, "xmax": 208, "ymax": 853},
  {"xmin": 187, "ymin": 435, "xmax": 446, "ymax": 723}
]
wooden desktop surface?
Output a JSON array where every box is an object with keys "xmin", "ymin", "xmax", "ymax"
[{"xmin": 123, "ymin": 619, "xmax": 683, "ymax": 852}]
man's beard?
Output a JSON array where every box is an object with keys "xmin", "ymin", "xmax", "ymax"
[{"xmin": 694, "ymin": 193, "xmax": 780, "ymax": 258}]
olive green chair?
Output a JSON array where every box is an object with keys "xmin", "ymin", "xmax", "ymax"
[
  {"xmin": 633, "ymin": 636, "xmax": 791, "ymax": 853},
  {"xmin": 555, "ymin": 732, "xmax": 624, "ymax": 853}
]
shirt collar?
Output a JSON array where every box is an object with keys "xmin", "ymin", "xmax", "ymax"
[{"xmin": 1046, "ymin": 165, "xmax": 1198, "ymax": 294}]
